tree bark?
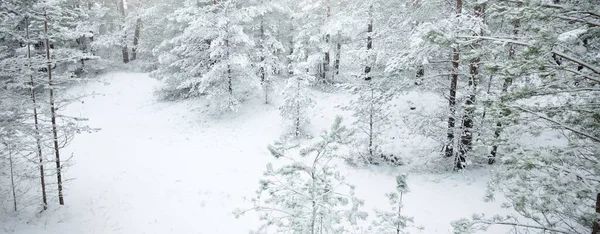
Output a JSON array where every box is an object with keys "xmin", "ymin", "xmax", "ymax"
[
  {"xmin": 26, "ymin": 15, "xmax": 47, "ymax": 210},
  {"xmin": 369, "ymin": 87, "xmax": 374, "ymax": 157},
  {"xmin": 593, "ymin": 193, "xmax": 599, "ymax": 234},
  {"xmin": 322, "ymin": 5, "xmax": 331, "ymax": 83},
  {"xmin": 457, "ymin": 1, "xmax": 483, "ymax": 170},
  {"xmin": 295, "ymin": 79, "xmax": 301, "ymax": 138},
  {"xmin": 9, "ymin": 147, "xmax": 17, "ymax": 212},
  {"xmin": 445, "ymin": 0, "xmax": 462, "ymax": 158},
  {"xmin": 119, "ymin": 0, "xmax": 129, "ymax": 63},
  {"xmin": 334, "ymin": 38, "xmax": 341, "ymax": 77},
  {"xmin": 45, "ymin": 10, "xmax": 64, "ymax": 205},
  {"xmin": 364, "ymin": 6, "xmax": 373, "ymax": 81},
  {"xmin": 260, "ymin": 19, "xmax": 265, "ymax": 84},
  {"xmin": 131, "ymin": 18, "xmax": 141, "ymax": 61}
]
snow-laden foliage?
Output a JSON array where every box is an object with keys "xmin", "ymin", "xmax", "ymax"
[
  {"xmin": 451, "ymin": 0, "xmax": 600, "ymax": 232},
  {"xmin": 369, "ymin": 174, "xmax": 419, "ymax": 234},
  {"xmin": 237, "ymin": 116, "xmax": 368, "ymax": 234},
  {"xmin": 280, "ymin": 70, "xmax": 315, "ymax": 138},
  {"xmin": 342, "ymin": 78, "xmax": 395, "ymax": 165}
]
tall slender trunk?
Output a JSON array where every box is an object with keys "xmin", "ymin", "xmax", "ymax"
[
  {"xmin": 593, "ymin": 193, "xmax": 600, "ymax": 234},
  {"xmin": 369, "ymin": 87, "xmax": 374, "ymax": 157},
  {"xmin": 44, "ymin": 11, "xmax": 65, "ymax": 205},
  {"xmin": 226, "ymin": 37, "xmax": 232, "ymax": 95},
  {"xmin": 9, "ymin": 147, "xmax": 17, "ymax": 212},
  {"xmin": 295, "ymin": 79, "xmax": 301, "ymax": 137},
  {"xmin": 288, "ymin": 17, "xmax": 295, "ymax": 76},
  {"xmin": 489, "ymin": 18, "xmax": 519, "ymax": 164},
  {"xmin": 119, "ymin": 0, "xmax": 129, "ymax": 63},
  {"xmin": 259, "ymin": 19, "xmax": 266, "ymax": 84},
  {"xmin": 334, "ymin": 39, "xmax": 341, "ymax": 76},
  {"xmin": 396, "ymin": 192, "xmax": 404, "ymax": 234},
  {"xmin": 131, "ymin": 18, "xmax": 141, "ymax": 61},
  {"xmin": 26, "ymin": 16, "xmax": 47, "ymax": 210},
  {"xmin": 310, "ymin": 170, "xmax": 317, "ymax": 234},
  {"xmin": 322, "ymin": 5, "xmax": 331, "ymax": 83},
  {"xmin": 445, "ymin": 48, "xmax": 459, "ymax": 158},
  {"xmin": 457, "ymin": 3, "xmax": 484, "ymax": 170},
  {"xmin": 364, "ymin": 5, "xmax": 373, "ymax": 81},
  {"xmin": 445, "ymin": 0, "xmax": 462, "ymax": 159}
]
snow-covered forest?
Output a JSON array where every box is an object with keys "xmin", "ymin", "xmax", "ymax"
[{"xmin": 0, "ymin": 0, "xmax": 598, "ymax": 233}]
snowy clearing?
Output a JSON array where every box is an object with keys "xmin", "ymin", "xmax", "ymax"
[{"xmin": 1, "ymin": 72, "xmax": 509, "ymax": 234}]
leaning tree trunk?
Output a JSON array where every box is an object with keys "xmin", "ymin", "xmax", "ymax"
[
  {"xmin": 131, "ymin": 18, "xmax": 141, "ymax": 61},
  {"xmin": 457, "ymin": 3, "xmax": 484, "ymax": 170},
  {"xmin": 26, "ymin": 15, "xmax": 47, "ymax": 210},
  {"xmin": 44, "ymin": 11, "xmax": 65, "ymax": 205},
  {"xmin": 119, "ymin": 0, "xmax": 129, "ymax": 63},
  {"xmin": 445, "ymin": 0, "xmax": 462, "ymax": 159}
]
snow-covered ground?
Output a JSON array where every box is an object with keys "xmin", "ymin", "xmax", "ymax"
[{"xmin": 1, "ymin": 72, "xmax": 510, "ymax": 234}]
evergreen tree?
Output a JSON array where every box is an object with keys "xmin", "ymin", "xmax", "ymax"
[
  {"xmin": 342, "ymin": 78, "xmax": 395, "ymax": 165},
  {"xmin": 280, "ymin": 69, "xmax": 315, "ymax": 138},
  {"xmin": 370, "ymin": 174, "xmax": 419, "ymax": 234},
  {"xmin": 237, "ymin": 116, "xmax": 368, "ymax": 234}
]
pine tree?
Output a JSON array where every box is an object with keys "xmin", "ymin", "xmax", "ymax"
[
  {"xmin": 237, "ymin": 116, "xmax": 368, "ymax": 234},
  {"xmin": 370, "ymin": 174, "xmax": 418, "ymax": 234},
  {"xmin": 342, "ymin": 78, "xmax": 395, "ymax": 165},
  {"xmin": 247, "ymin": 0, "xmax": 286, "ymax": 104},
  {"xmin": 280, "ymin": 70, "xmax": 315, "ymax": 138},
  {"xmin": 452, "ymin": 0, "xmax": 599, "ymax": 232}
]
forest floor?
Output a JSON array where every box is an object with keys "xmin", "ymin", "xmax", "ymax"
[{"xmin": 1, "ymin": 72, "xmax": 511, "ymax": 234}]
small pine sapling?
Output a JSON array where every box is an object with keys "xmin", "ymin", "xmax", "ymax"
[
  {"xmin": 342, "ymin": 78, "xmax": 395, "ymax": 165},
  {"xmin": 236, "ymin": 116, "xmax": 368, "ymax": 234},
  {"xmin": 370, "ymin": 174, "xmax": 420, "ymax": 234}
]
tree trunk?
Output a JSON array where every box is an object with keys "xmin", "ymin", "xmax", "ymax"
[
  {"xmin": 310, "ymin": 171, "xmax": 317, "ymax": 234},
  {"xmin": 593, "ymin": 193, "xmax": 600, "ymax": 234},
  {"xmin": 334, "ymin": 40, "xmax": 341, "ymax": 77},
  {"xmin": 445, "ymin": 0, "xmax": 462, "ymax": 158},
  {"xmin": 489, "ymin": 19, "xmax": 519, "ymax": 164},
  {"xmin": 369, "ymin": 87, "xmax": 374, "ymax": 157},
  {"xmin": 288, "ymin": 17, "xmax": 294, "ymax": 76},
  {"xmin": 322, "ymin": 5, "xmax": 331, "ymax": 83},
  {"xmin": 119, "ymin": 0, "xmax": 129, "ymax": 63},
  {"xmin": 26, "ymin": 16, "xmax": 47, "ymax": 210},
  {"xmin": 396, "ymin": 192, "xmax": 403, "ymax": 234},
  {"xmin": 415, "ymin": 65, "xmax": 424, "ymax": 85},
  {"xmin": 295, "ymin": 79, "xmax": 301, "ymax": 138},
  {"xmin": 225, "ymin": 37, "xmax": 232, "ymax": 95},
  {"xmin": 45, "ymin": 11, "xmax": 64, "ymax": 205},
  {"xmin": 9, "ymin": 147, "xmax": 17, "ymax": 212},
  {"xmin": 364, "ymin": 6, "xmax": 373, "ymax": 81},
  {"xmin": 131, "ymin": 18, "xmax": 141, "ymax": 61},
  {"xmin": 445, "ymin": 48, "xmax": 459, "ymax": 158},
  {"xmin": 457, "ymin": 3, "xmax": 483, "ymax": 170},
  {"xmin": 260, "ymin": 19, "xmax": 266, "ymax": 84}
]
